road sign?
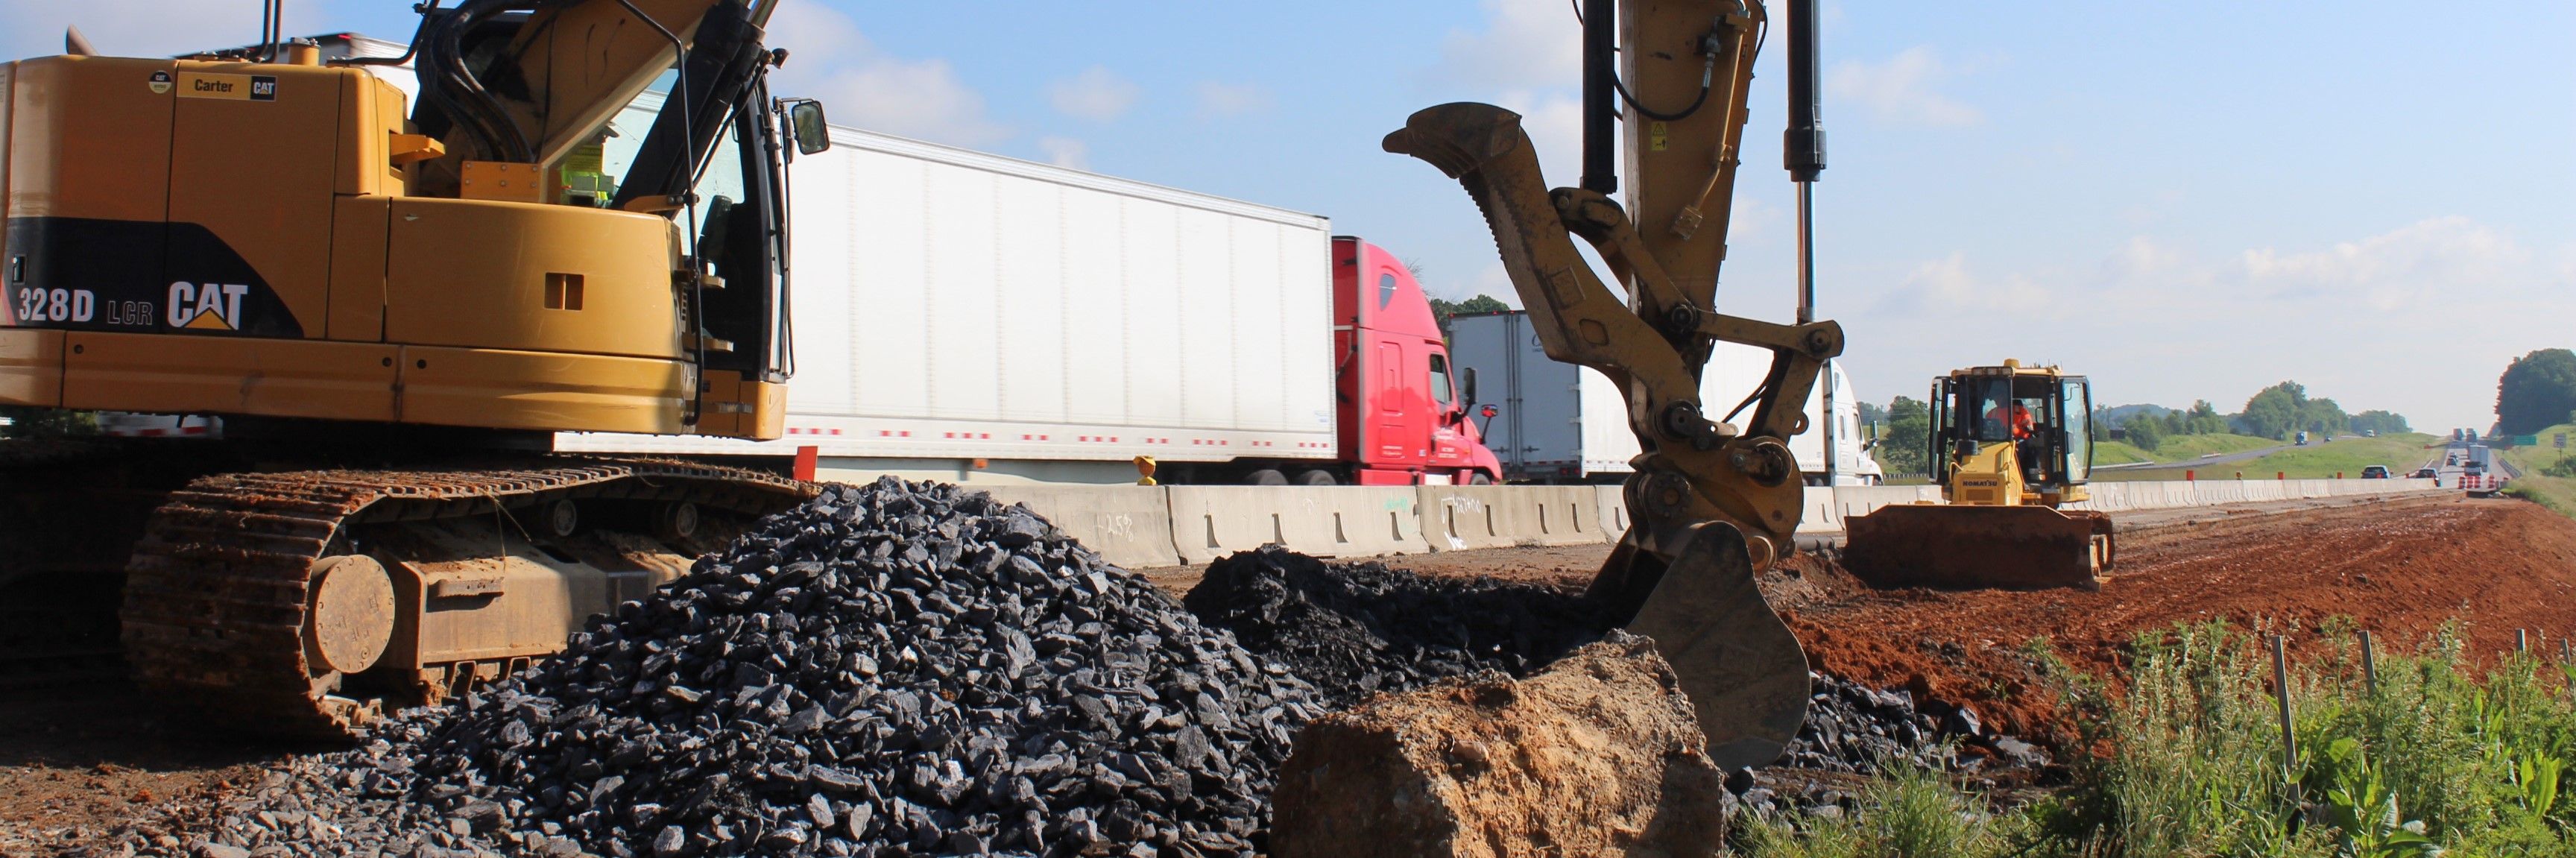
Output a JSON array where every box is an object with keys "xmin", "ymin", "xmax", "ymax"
[{"xmin": 2557, "ymin": 432, "xmax": 2567, "ymax": 449}]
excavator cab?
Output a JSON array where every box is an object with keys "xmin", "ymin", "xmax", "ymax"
[{"xmin": 1846, "ymin": 361, "xmax": 2115, "ymax": 591}]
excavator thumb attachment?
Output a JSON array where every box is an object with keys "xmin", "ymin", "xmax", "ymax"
[
  {"xmin": 1609, "ymin": 521, "xmax": 1811, "ymax": 770},
  {"xmin": 1842, "ymin": 505, "xmax": 2115, "ymax": 591}
]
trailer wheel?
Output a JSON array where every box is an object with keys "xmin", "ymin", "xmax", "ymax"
[
  {"xmin": 1246, "ymin": 469, "xmax": 1289, "ymax": 486},
  {"xmin": 1294, "ymin": 469, "xmax": 1337, "ymax": 486}
]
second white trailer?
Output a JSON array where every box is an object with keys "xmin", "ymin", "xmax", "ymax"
[{"xmin": 1448, "ymin": 310, "xmax": 1881, "ymax": 485}]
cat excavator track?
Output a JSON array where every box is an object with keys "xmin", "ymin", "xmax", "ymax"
[{"xmin": 119, "ymin": 458, "xmax": 814, "ymax": 739}]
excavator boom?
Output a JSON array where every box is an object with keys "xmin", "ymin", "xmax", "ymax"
[{"xmin": 1386, "ymin": 0, "xmax": 1838, "ymax": 768}]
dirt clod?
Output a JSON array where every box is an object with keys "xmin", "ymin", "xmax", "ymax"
[{"xmin": 1269, "ymin": 632, "xmax": 1727, "ymax": 858}]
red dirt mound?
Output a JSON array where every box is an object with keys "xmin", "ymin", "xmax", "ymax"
[{"xmin": 1788, "ymin": 496, "xmax": 2576, "ymax": 743}]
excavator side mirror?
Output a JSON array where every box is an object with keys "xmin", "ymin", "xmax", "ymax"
[{"xmin": 786, "ymin": 100, "xmax": 831, "ymax": 156}]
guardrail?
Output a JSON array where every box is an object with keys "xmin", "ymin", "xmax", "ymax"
[{"xmin": 972, "ymin": 478, "xmax": 2443, "ymax": 569}]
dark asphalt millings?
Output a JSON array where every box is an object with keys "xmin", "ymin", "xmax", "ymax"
[
  {"xmin": 1181, "ymin": 544, "xmax": 1611, "ymax": 709},
  {"xmin": 168, "ymin": 478, "xmax": 1320, "ymax": 858}
]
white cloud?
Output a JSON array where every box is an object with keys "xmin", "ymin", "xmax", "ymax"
[
  {"xmin": 1827, "ymin": 46, "xmax": 1981, "ymax": 127},
  {"xmin": 764, "ymin": 4, "xmax": 1008, "ymax": 147},
  {"xmin": 2239, "ymin": 215, "xmax": 2524, "ymax": 310},
  {"xmin": 1491, "ymin": 90, "xmax": 1584, "ymax": 186},
  {"xmin": 1193, "ymin": 81, "xmax": 1273, "ymax": 116},
  {"xmin": 1036, "ymin": 136, "xmax": 1089, "ymax": 170},
  {"xmin": 1433, "ymin": 0, "xmax": 1581, "ymax": 90},
  {"xmin": 1836, "ymin": 217, "xmax": 2569, "ymax": 432},
  {"xmin": 1047, "ymin": 66, "xmax": 1138, "ymax": 122}
]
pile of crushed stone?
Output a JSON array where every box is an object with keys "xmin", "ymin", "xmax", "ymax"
[{"xmin": 165, "ymin": 479, "xmax": 1319, "ymax": 858}]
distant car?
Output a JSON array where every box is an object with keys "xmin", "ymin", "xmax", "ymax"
[
  {"xmin": 2411, "ymin": 468, "xmax": 2438, "ymax": 479},
  {"xmin": 2361, "ymin": 465, "xmax": 2390, "ymax": 479},
  {"xmin": 2465, "ymin": 461, "xmax": 2488, "ymax": 475},
  {"xmin": 2364, "ymin": 430, "xmax": 2378, "ymax": 438}
]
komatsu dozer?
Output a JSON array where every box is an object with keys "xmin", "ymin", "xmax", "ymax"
[
  {"xmin": 1386, "ymin": 0, "xmax": 1843, "ymax": 768},
  {"xmin": 1843, "ymin": 361, "xmax": 2116, "ymax": 590},
  {"xmin": 0, "ymin": 0, "xmax": 830, "ymax": 736}
]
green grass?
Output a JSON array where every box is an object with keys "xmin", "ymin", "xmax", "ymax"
[
  {"xmin": 2103, "ymin": 432, "xmax": 2441, "ymax": 481},
  {"xmin": 2094, "ymin": 439, "xmax": 2153, "ymax": 465},
  {"xmin": 2093, "ymin": 432, "xmax": 2285, "ymax": 470},
  {"xmin": 2495, "ymin": 422, "xmax": 2576, "ymax": 519},
  {"xmin": 1734, "ymin": 621, "xmax": 2576, "ymax": 858}
]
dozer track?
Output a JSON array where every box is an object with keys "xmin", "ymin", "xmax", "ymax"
[{"xmin": 119, "ymin": 458, "xmax": 814, "ymax": 739}]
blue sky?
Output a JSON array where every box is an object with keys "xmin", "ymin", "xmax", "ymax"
[{"xmin": 9, "ymin": 1, "xmax": 2572, "ymax": 432}]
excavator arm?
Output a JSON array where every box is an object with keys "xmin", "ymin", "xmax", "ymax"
[{"xmin": 1384, "ymin": 0, "xmax": 1838, "ymax": 768}]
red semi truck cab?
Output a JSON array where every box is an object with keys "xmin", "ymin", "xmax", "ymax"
[{"xmin": 1332, "ymin": 236, "xmax": 1505, "ymax": 485}]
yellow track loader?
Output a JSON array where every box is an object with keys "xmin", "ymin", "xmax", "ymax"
[
  {"xmin": 0, "ymin": 0, "xmax": 830, "ymax": 735},
  {"xmin": 1388, "ymin": 0, "xmax": 1844, "ymax": 768},
  {"xmin": 1843, "ymin": 361, "xmax": 2116, "ymax": 590}
]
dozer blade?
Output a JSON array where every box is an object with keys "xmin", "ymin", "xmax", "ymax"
[
  {"xmin": 1842, "ymin": 504, "xmax": 2115, "ymax": 591},
  {"xmin": 1606, "ymin": 521, "xmax": 1811, "ymax": 770}
]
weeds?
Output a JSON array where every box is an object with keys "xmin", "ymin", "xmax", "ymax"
[{"xmin": 1735, "ymin": 621, "xmax": 2576, "ymax": 857}]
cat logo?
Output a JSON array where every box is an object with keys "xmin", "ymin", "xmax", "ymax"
[
  {"xmin": 165, "ymin": 281, "xmax": 251, "ymax": 331},
  {"xmin": 148, "ymin": 70, "xmax": 174, "ymax": 95}
]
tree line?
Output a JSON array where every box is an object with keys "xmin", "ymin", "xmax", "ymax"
[
  {"xmin": 2496, "ymin": 348, "xmax": 2576, "ymax": 437},
  {"xmin": 1860, "ymin": 382, "xmax": 2413, "ymax": 476}
]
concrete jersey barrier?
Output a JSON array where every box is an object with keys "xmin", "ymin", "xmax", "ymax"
[
  {"xmin": 1418, "ymin": 485, "xmax": 1608, "ymax": 550},
  {"xmin": 1164, "ymin": 486, "xmax": 1429, "ymax": 564},
  {"xmin": 970, "ymin": 478, "xmax": 2448, "ymax": 570},
  {"xmin": 976, "ymin": 485, "xmax": 1184, "ymax": 570}
]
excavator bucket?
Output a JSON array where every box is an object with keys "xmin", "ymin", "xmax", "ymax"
[
  {"xmin": 1842, "ymin": 505, "xmax": 2115, "ymax": 591},
  {"xmin": 1594, "ymin": 522, "xmax": 1811, "ymax": 770}
]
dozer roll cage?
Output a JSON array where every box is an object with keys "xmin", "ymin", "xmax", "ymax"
[{"xmin": 1931, "ymin": 371, "xmax": 2096, "ymax": 488}]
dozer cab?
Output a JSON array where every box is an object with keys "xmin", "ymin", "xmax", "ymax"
[{"xmin": 1843, "ymin": 361, "xmax": 2115, "ymax": 590}]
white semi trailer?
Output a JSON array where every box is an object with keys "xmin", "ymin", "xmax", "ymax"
[
  {"xmin": 560, "ymin": 112, "xmax": 1341, "ymax": 485},
  {"xmin": 1448, "ymin": 310, "xmax": 1884, "ymax": 485}
]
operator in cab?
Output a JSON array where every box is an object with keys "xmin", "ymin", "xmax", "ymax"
[{"xmin": 1983, "ymin": 395, "xmax": 2045, "ymax": 483}]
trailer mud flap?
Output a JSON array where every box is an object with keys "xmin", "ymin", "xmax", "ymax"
[{"xmin": 1843, "ymin": 504, "xmax": 2114, "ymax": 591}]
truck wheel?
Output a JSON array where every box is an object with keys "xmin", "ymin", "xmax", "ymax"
[
  {"xmin": 1468, "ymin": 472, "xmax": 1495, "ymax": 485},
  {"xmin": 1294, "ymin": 469, "xmax": 1336, "ymax": 486},
  {"xmin": 1246, "ymin": 469, "xmax": 1290, "ymax": 486}
]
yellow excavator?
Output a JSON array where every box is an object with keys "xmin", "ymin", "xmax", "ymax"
[
  {"xmin": 1388, "ymin": 0, "xmax": 1843, "ymax": 767},
  {"xmin": 0, "ymin": 0, "xmax": 825, "ymax": 735},
  {"xmin": 1843, "ymin": 361, "xmax": 2116, "ymax": 590}
]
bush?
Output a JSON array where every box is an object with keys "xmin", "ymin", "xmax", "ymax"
[{"xmin": 2124, "ymin": 416, "xmax": 2164, "ymax": 452}]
